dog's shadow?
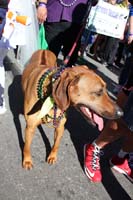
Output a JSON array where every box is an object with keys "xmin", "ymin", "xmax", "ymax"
[
  {"xmin": 65, "ymin": 107, "xmax": 132, "ymax": 200},
  {"xmin": 65, "ymin": 107, "xmax": 100, "ymax": 168},
  {"xmin": 8, "ymin": 75, "xmax": 24, "ymax": 152},
  {"xmin": 8, "ymin": 75, "xmax": 51, "ymax": 160}
]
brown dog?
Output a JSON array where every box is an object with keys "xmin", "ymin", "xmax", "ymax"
[{"xmin": 22, "ymin": 49, "xmax": 123, "ymax": 169}]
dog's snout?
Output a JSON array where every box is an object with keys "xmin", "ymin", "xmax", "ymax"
[
  {"xmin": 102, "ymin": 104, "xmax": 123, "ymax": 119},
  {"xmin": 115, "ymin": 105, "xmax": 123, "ymax": 118}
]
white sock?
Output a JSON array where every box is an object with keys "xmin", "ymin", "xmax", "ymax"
[{"xmin": 118, "ymin": 149, "xmax": 128, "ymax": 158}]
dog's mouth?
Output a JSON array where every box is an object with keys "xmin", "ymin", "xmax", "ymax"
[{"xmin": 77, "ymin": 104, "xmax": 103, "ymax": 131}]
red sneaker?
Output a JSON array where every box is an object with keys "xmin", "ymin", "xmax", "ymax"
[
  {"xmin": 109, "ymin": 155, "xmax": 131, "ymax": 175},
  {"xmin": 84, "ymin": 143, "xmax": 102, "ymax": 182}
]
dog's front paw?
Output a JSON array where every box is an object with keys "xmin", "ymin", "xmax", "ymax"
[
  {"xmin": 23, "ymin": 159, "xmax": 33, "ymax": 170},
  {"xmin": 47, "ymin": 152, "xmax": 57, "ymax": 164}
]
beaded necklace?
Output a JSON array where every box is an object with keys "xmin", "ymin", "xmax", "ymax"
[
  {"xmin": 37, "ymin": 66, "xmax": 66, "ymax": 128},
  {"xmin": 59, "ymin": 0, "xmax": 77, "ymax": 7},
  {"xmin": 52, "ymin": 65, "xmax": 65, "ymax": 83},
  {"xmin": 37, "ymin": 67, "xmax": 57, "ymax": 101}
]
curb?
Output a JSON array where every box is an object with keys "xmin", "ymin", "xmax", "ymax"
[{"xmin": 5, "ymin": 49, "xmax": 23, "ymax": 78}]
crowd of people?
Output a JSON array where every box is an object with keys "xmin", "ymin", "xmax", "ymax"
[
  {"xmin": 83, "ymin": 1, "xmax": 130, "ymax": 63},
  {"xmin": 0, "ymin": 0, "xmax": 133, "ymax": 189}
]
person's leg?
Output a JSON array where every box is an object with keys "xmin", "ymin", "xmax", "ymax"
[
  {"xmin": 62, "ymin": 22, "xmax": 82, "ymax": 66},
  {"xmin": 122, "ymin": 91, "xmax": 133, "ymax": 152},
  {"xmin": 110, "ymin": 92, "xmax": 133, "ymax": 182},
  {"xmin": 119, "ymin": 56, "xmax": 132, "ymax": 86},
  {"xmin": 102, "ymin": 36, "xmax": 111, "ymax": 62},
  {"xmin": 107, "ymin": 38, "xmax": 120, "ymax": 66},
  {"xmin": 45, "ymin": 21, "xmax": 81, "ymax": 66},
  {"xmin": 95, "ymin": 119, "xmax": 127, "ymax": 148},
  {"xmin": 84, "ymin": 90, "xmax": 128, "ymax": 182},
  {"xmin": 90, "ymin": 34, "xmax": 104, "ymax": 60},
  {"xmin": 89, "ymin": 34, "xmax": 100, "ymax": 55},
  {"xmin": 0, "ymin": 8, "xmax": 6, "ymax": 38},
  {"xmin": 0, "ymin": 66, "xmax": 5, "ymax": 107},
  {"xmin": 95, "ymin": 90, "xmax": 128, "ymax": 148},
  {"xmin": 0, "ymin": 47, "xmax": 8, "ymax": 114},
  {"xmin": 44, "ymin": 22, "xmax": 65, "ymax": 57},
  {"xmin": 98, "ymin": 91, "xmax": 133, "ymax": 181},
  {"xmin": 113, "ymin": 56, "xmax": 133, "ymax": 95},
  {"xmin": 115, "ymin": 42, "xmax": 125, "ymax": 66}
]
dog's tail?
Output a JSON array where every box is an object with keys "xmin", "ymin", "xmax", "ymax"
[{"xmin": 29, "ymin": 50, "xmax": 57, "ymax": 67}]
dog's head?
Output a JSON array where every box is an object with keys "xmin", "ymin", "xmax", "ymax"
[{"xmin": 52, "ymin": 66, "xmax": 123, "ymax": 126}]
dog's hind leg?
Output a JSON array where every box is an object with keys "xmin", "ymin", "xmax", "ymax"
[{"xmin": 47, "ymin": 117, "xmax": 67, "ymax": 164}]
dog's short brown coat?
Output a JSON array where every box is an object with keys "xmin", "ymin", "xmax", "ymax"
[{"xmin": 22, "ymin": 50, "xmax": 122, "ymax": 169}]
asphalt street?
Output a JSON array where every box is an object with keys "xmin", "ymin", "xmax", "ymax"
[{"xmin": 0, "ymin": 50, "xmax": 132, "ymax": 200}]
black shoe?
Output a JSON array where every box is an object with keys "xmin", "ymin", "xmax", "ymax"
[
  {"xmin": 106, "ymin": 64, "xmax": 116, "ymax": 72},
  {"xmin": 100, "ymin": 58, "xmax": 107, "ymax": 65},
  {"xmin": 89, "ymin": 46, "xmax": 94, "ymax": 55},
  {"xmin": 115, "ymin": 61, "xmax": 123, "ymax": 68},
  {"xmin": 107, "ymin": 63, "xmax": 114, "ymax": 67}
]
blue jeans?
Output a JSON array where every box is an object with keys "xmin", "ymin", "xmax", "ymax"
[
  {"xmin": 0, "ymin": 8, "xmax": 6, "ymax": 39},
  {"xmin": 119, "ymin": 56, "xmax": 133, "ymax": 86},
  {"xmin": 0, "ymin": 8, "xmax": 8, "ymax": 107},
  {"xmin": 123, "ymin": 91, "xmax": 133, "ymax": 132},
  {"xmin": 0, "ymin": 47, "xmax": 8, "ymax": 107}
]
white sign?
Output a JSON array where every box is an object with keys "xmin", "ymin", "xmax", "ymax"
[{"xmin": 86, "ymin": 0, "xmax": 129, "ymax": 38}]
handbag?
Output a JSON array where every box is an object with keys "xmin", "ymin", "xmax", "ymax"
[{"xmin": 38, "ymin": 23, "xmax": 48, "ymax": 50}]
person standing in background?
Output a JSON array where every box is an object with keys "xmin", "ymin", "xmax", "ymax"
[
  {"xmin": 37, "ymin": 0, "xmax": 92, "ymax": 66},
  {"xmin": 127, "ymin": 0, "xmax": 133, "ymax": 44},
  {"xmin": 0, "ymin": 0, "xmax": 32, "ymax": 114},
  {"xmin": 99, "ymin": 0, "xmax": 129, "ymax": 68}
]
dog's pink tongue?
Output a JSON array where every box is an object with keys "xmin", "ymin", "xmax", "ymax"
[
  {"xmin": 92, "ymin": 113, "xmax": 104, "ymax": 131},
  {"xmin": 80, "ymin": 106, "xmax": 104, "ymax": 131}
]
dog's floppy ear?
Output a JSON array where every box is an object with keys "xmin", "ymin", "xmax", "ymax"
[{"xmin": 52, "ymin": 71, "xmax": 74, "ymax": 111}]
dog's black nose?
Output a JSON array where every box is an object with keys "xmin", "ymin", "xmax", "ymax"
[{"xmin": 115, "ymin": 106, "xmax": 123, "ymax": 118}]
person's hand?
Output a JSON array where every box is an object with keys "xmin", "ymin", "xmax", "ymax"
[
  {"xmin": 37, "ymin": 6, "xmax": 47, "ymax": 24},
  {"xmin": 128, "ymin": 35, "xmax": 133, "ymax": 44},
  {"xmin": 120, "ymin": 34, "xmax": 124, "ymax": 40}
]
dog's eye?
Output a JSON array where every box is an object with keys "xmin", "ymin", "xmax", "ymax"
[
  {"xmin": 91, "ymin": 88, "xmax": 104, "ymax": 97},
  {"xmin": 95, "ymin": 89, "xmax": 103, "ymax": 97}
]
